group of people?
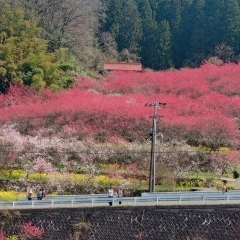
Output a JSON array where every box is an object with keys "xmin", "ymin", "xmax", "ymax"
[
  {"xmin": 108, "ymin": 186, "xmax": 123, "ymax": 206},
  {"xmin": 27, "ymin": 186, "xmax": 46, "ymax": 200},
  {"xmin": 26, "ymin": 182, "xmax": 228, "ymax": 204}
]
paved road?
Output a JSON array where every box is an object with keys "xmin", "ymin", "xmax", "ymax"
[{"xmin": 1, "ymin": 197, "xmax": 240, "ymax": 210}]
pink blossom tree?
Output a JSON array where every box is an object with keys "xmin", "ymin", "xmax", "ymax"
[
  {"xmin": 25, "ymin": 156, "xmax": 55, "ymax": 180},
  {"xmin": 211, "ymin": 151, "xmax": 240, "ymax": 175},
  {"xmin": 0, "ymin": 61, "xmax": 239, "ymax": 182}
]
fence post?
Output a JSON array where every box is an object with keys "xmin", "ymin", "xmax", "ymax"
[
  {"xmin": 51, "ymin": 200, "xmax": 53, "ymax": 208},
  {"xmin": 91, "ymin": 199, "xmax": 94, "ymax": 207},
  {"xmin": 227, "ymin": 195, "xmax": 230, "ymax": 203},
  {"xmin": 134, "ymin": 197, "xmax": 137, "ymax": 206},
  {"xmin": 112, "ymin": 198, "xmax": 115, "ymax": 207},
  {"xmin": 179, "ymin": 196, "xmax": 182, "ymax": 205},
  {"xmin": 71, "ymin": 199, "xmax": 74, "ymax": 207},
  {"xmin": 32, "ymin": 201, "xmax": 34, "ymax": 209},
  {"xmin": 13, "ymin": 201, "xmax": 15, "ymax": 209},
  {"xmin": 203, "ymin": 196, "xmax": 205, "ymax": 205},
  {"xmin": 157, "ymin": 197, "xmax": 159, "ymax": 205}
]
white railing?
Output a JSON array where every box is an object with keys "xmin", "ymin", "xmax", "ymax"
[
  {"xmin": 1, "ymin": 191, "xmax": 240, "ymax": 209},
  {"xmin": 141, "ymin": 190, "xmax": 240, "ymax": 197}
]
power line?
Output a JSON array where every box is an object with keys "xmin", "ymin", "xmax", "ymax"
[{"xmin": 0, "ymin": 149, "xmax": 224, "ymax": 154}]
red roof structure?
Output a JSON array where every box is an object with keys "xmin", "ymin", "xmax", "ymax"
[{"xmin": 104, "ymin": 62, "xmax": 142, "ymax": 71}]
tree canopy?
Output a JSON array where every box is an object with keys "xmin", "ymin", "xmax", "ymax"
[
  {"xmin": 103, "ymin": 0, "xmax": 240, "ymax": 69},
  {"xmin": 0, "ymin": 4, "xmax": 76, "ymax": 93},
  {"xmin": 2, "ymin": 0, "xmax": 240, "ymax": 92}
]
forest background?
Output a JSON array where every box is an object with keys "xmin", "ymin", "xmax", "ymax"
[{"xmin": 0, "ymin": 0, "xmax": 240, "ymax": 197}]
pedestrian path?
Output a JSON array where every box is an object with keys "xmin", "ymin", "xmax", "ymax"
[{"xmin": 1, "ymin": 190, "xmax": 240, "ymax": 209}]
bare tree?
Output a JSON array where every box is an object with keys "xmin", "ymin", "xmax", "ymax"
[
  {"xmin": 100, "ymin": 32, "xmax": 119, "ymax": 60},
  {"xmin": 1, "ymin": 0, "xmax": 105, "ymax": 70},
  {"xmin": 214, "ymin": 42, "xmax": 235, "ymax": 63},
  {"xmin": 118, "ymin": 48, "xmax": 140, "ymax": 62}
]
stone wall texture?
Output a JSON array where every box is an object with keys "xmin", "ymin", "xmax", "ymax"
[{"xmin": 2, "ymin": 204, "xmax": 240, "ymax": 240}]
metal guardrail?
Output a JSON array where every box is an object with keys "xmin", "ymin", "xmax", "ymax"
[
  {"xmin": 20, "ymin": 193, "xmax": 118, "ymax": 201},
  {"xmin": 141, "ymin": 190, "xmax": 240, "ymax": 197},
  {"xmin": 2, "ymin": 191, "xmax": 240, "ymax": 209}
]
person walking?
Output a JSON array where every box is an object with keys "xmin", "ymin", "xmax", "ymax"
[
  {"xmin": 37, "ymin": 189, "xmax": 43, "ymax": 200},
  {"xmin": 108, "ymin": 186, "xmax": 114, "ymax": 206},
  {"xmin": 41, "ymin": 188, "xmax": 46, "ymax": 199},
  {"xmin": 222, "ymin": 181, "xmax": 227, "ymax": 194},
  {"xmin": 27, "ymin": 185, "xmax": 33, "ymax": 201},
  {"xmin": 118, "ymin": 188, "xmax": 123, "ymax": 205}
]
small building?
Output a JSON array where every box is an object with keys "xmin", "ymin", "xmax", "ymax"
[{"xmin": 104, "ymin": 62, "xmax": 142, "ymax": 72}]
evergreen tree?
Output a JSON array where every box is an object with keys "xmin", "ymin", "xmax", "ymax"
[
  {"xmin": 138, "ymin": 0, "xmax": 157, "ymax": 67},
  {"xmin": 187, "ymin": 0, "xmax": 206, "ymax": 66},
  {"xmin": 170, "ymin": 0, "xmax": 193, "ymax": 68},
  {"xmin": 117, "ymin": 0, "xmax": 142, "ymax": 55},
  {"xmin": 225, "ymin": 0, "xmax": 240, "ymax": 53},
  {"xmin": 102, "ymin": 0, "xmax": 142, "ymax": 58},
  {"xmin": 204, "ymin": 0, "xmax": 227, "ymax": 53},
  {"xmin": 153, "ymin": 20, "xmax": 172, "ymax": 69},
  {"xmin": 157, "ymin": 0, "xmax": 183, "ymax": 31},
  {"xmin": 102, "ymin": 0, "xmax": 123, "ymax": 38}
]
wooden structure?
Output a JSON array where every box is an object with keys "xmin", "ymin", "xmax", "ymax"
[{"xmin": 104, "ymin": 62, "xmax": 142, "ymax": 71}]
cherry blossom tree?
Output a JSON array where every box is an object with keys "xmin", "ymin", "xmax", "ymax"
[
  {"xmin": 211, "ymin": 150, "xmax": 240, "ymax": 175},
  {"xmin": 24, "ymin": 157, "xmax": 55, "ymax": 180},
  {"xmin": 0, "ymin": 62, "xmax": 239, "ymax": 191}
]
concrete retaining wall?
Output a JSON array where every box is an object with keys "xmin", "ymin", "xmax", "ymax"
[{"xmin": 2, "ymin": 204, "xmax": 240, "ymax": 240}]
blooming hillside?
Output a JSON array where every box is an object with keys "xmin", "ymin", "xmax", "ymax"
[
  {"xmin": 0, "ymin": 62, "xmax": 239, "ymax": 147},
  {"xmin": 0, "ymin": 62, "xmax": 239, "ymax": 183}
]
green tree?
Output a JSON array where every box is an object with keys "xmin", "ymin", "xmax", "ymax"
[
  {"xmin": 153, "ymin": 20, "xmax": 172, "ymax": 69},
  {"xmin": 160, "ymin": 20, "xmax": 172, "ymax": 67},
  {"xmin": 0, "ymin": 4, "xmax": 76, "ymax": 92},
  {"xmin": 187, "ymin": 0, "xmax": 206, "ymax": 66},
  {"xmin": 203, "ymin": 0, "xmax": 226, "ymax": 53},
  {"xmin": 157, "ymin": 0, "xmax": 193, "ymax": 68},
  {"xmin": 117, "ymin": 0, "xmax": 142, "ymax": 55},
  {"xmin": 0, "ymin": 0, "xmax": 100, "ymax": 74},
  {"xmin": 102, "ymin": 0, "xmax": 123, "ymax": 38},
  {"xmin": 138, "ymin": 0, "xmax": 157, "ymax": 67},
  {"xmin": 103, "ymin": 0, "xmax": 142, "ymax": 58},
  {"xmin": 157, "ymin": 0, "xmax": 183, "ymax": 31},
  {"xmin": 225, "ymin": 0, "xmax": 240, "ymax": 53}
]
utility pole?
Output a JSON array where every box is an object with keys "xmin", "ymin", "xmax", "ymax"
[{"xmin": 145, "ymin": 101, "xmax": 166, "ymax": 192}]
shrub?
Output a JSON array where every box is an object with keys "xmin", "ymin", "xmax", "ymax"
[
  {"xmin": 0, "ymin": 231, "xmax": 6, "ymax": 240},
  {"xmin": 6, "ymin": 236, "xmax": 18, "ymax": 240},
  {"xmin": 0, "ymin": 190, "xmax": 25, "ymax": 201},
  {"xmin": 19, "ymin": 221, "xmax": 44, "ymax": 239}
]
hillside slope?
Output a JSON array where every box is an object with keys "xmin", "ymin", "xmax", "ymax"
[{"xmin": 0, "ymin": 62, "xmax": 239, "ymax": 183}]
